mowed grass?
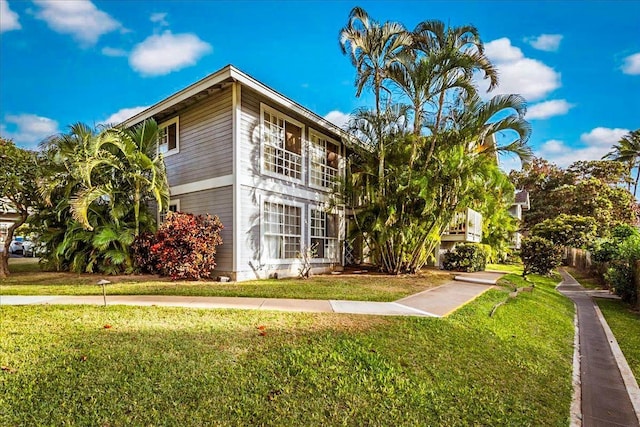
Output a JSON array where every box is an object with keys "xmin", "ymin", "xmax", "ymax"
[
  {"xmin": 486, "ymin": 263, "xmax": 524, "ymax": 275},
  {"xmin": 2, "ymin": 259, "xmax": 452, "ymax": 302},
  {"xmin": 596, "ymin": 299, "xmax": 640, "ymax": 381},
  {"xmin": 565, "ymin": 266, "xmax": 602, "ymax": 289},
  {"xmin": 0, "ymin": 273, "xmax": 575, "ymax": 426}
]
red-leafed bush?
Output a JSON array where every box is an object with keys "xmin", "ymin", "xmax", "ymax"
[
  {"xmin": 131, "ymin": 231, "xmax": 159, "ymax": 274},
  {"xmin": 146, "ymin": 212, "xmax": 223, "ymax": 280}
]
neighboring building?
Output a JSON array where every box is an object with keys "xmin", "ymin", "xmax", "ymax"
[
  {"xmin": 123, "ymin": 65, "xmax": 352, "ymax": 281},
  {"xmin": 508, "ymin": 190, "xmax": 530, "ymax": 249},
  {"xmin": 436, "ymin": 207, "xmax": 483, "ymax": 266}
]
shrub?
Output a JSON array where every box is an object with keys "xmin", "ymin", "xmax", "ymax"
[
  {"xmin": 149, "ymin": 212, "xmax": 224, "ymax": 280},
  {"xmin": 131, "ymin": 232, "xmax": 158, "ymax": 274},
  {"xmin": 521, "ymin": 236, "xmax": 562, "ymax": 277},
  {"xmin": 604, "ymin": 262, "xmax": 636, "ymax": 304},
  {"xmin": 442, "ymin": 243, "xmax": 488, "ymax": 272}
]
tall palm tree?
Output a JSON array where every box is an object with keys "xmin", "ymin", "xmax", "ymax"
[
  {"xmin": 339, "ymin": 7, "xmax": 412, "ymax": 195},
  {"xmin": 605, "ymin": 129, "xmax": 640, "ymax": 197},
  {"xmin": 339, "ymin": 7, "xmax": 412, "ymax": 115},
  {"xmin": 412, "ymin": 20, "xmax": 499, "ymax": 162}
]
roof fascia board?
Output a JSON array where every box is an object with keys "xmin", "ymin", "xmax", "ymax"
[{"xmin": 121, "ymin": 66, "xmax": 234, "ymax": 128}]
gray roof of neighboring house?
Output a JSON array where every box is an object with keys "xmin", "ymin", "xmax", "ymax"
[{"xmin": 514, "ymin": 190, "xmax": 530, "ymax": 210}]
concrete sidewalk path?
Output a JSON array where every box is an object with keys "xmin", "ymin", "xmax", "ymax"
[
  {"xmin": 557, "ymin": 269, "xmax": 640, "ymax": 427},
  {"xmin": 0, "ymin": 271, "xmax": 501, "ymax": 318}
]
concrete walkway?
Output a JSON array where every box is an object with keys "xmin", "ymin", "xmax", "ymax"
[
  {"xmin": 0, "ymin": 271, "xmax": 499, "ymax": 318},
  {"xmin": 557, "ymin": 269, "xmax": 640, "ymax": 427}
]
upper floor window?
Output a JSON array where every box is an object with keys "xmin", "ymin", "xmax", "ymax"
[
  {"xmin": 309, "ymin": 131, "xmax": 339, "ymax": 189},
  {"xmin": 159, "ymin": 117, "xmax": 179, "ymax": 156},
  {"xmin": 261, "ymin": 105, "xmax": 303, "ymax": 181}
]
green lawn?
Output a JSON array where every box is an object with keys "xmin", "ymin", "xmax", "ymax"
[
  {"xmin": 565, "ymin": 266, "xmax": 602, "ymax": 289},
  {"xmin": 0, "ymin": 273, "xmax": 575, "ymax": 425},
  {"xmin": 486, "ymin": 263, "xmax": 524, "ymax": 275},
  {"xmin": 2, "ymin": 259, "xmax": 452, "ymax": 302},
  {"xmin": 596, "ymin": 299, "xmax": 640, "ymax": 381}
]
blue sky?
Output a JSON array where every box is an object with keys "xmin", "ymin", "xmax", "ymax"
[{"xmin": 1, "ymin": 0, "xmax": 639, "ymax": 171}]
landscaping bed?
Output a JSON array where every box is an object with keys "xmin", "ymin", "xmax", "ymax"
[{"xmin": 0, "ymin": 273, "xmax": 575, "ymax": 425}]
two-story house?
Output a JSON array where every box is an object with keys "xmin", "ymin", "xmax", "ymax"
[{"xmin": 123, "ymin": 65, "xmax": 351, "ymax": 281}]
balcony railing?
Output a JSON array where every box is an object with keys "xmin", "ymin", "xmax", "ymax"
[{"xmin": 441, "ymin": 208, "xmax": 483, "ymax": 243}]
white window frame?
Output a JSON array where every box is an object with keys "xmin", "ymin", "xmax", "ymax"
[
  {"xmin": 308, "ymin": 129, "xmax": 341, "ymax": 191},
  {"xmin": 308, "ymin": 205, "xmax": 342, "ymax": 262},
  {"xmin": 260, "ymin": 196, "xmax": 304, "ymax": 264},
  {"xmin": 158, "ymin": 199, "xmax": 181, "ymax": 224},
  {"xmin": 260, "ymin": 103, "xmax": 305, "ymax": 184},
  {"xmin": 158, "ymin": 116, "xmax": 180, "ymax": 157}
]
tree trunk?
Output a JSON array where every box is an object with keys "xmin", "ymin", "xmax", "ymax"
[
  {"xmin": 0, "ymin": 246, "xmax": 10, "ymax": 278},
  {"xmin": 0, "ymin": 213, "xmax": 27, "ymax": 278}
]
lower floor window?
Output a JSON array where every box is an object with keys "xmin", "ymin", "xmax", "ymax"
[
  {"xmin": 264, "ymin": 201, "xmax": 301, "ymax": 259},
  {"xmin": 159, "ymin": 200, "xmax": 180, "ymax": 223},
  {"xmin": 310, "ymin": 209, "xmax": 339, "ymax": 260}
]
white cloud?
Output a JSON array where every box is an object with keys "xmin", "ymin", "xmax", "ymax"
[
  {"xmin": 129, "ymin": 31, "xmax": 212, "ymax": 76},
  {"xmin": 33, "ymin": 0, "xmax": 121, "ymax": 45},
  {"xmin": 479, "ymin": 38, "xmax": 561, "ymax": 101},
  {"xmin": 150, "ymin": 12, "xmax": 168, "ymax": 27},
  {"xmin": 526, "ymin": 34, "xmax": 563, "ymax": 52},
  {"xmin": 0, "ymin": 114, "xmax": 59, "ymax": 148},
  {"xmin": 621, "ymin": 52, "xmax": 640, "ymax": 75},
  {"xmin": 100, "ymin": 106, "xmax": 149, "ymax": 125},
  {"xmin": 537, "ymin": 127, "xmax": 630, "ymax": 167},
  {"xmin": 580, "ymin": 127, "xmax": 629, "ymax": 145},
  {"xmin": 0, "ymin": 0, "xmax": 21, "ymax": 33},
  {"xmin": 540, "ymin": 139, "xmax": 565, "ymax": 153},
  {"xmin": 527, "ymin": 99, "xmax": 574, "ymax": 120},
  {"xmin": 101, "ymin": 46, "xmax": 128, "ymax": 57},
  {"xmin": 324, "ymin": 110, "xmax": 351, "ymax": 129}
]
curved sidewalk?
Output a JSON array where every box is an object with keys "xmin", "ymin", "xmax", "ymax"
[
  {"xmin": 558, "ymin": 269, "xmax": 640, "ymax": 427},
  {"xmin": 0, "ymin": 272, "xmax": 500, "ymax": 318}
]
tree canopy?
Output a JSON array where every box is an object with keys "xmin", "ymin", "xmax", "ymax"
[
  {"xmin": 340, "ymin": 7, "xmax": 531, "ymax": 273},
  {"xmin": 0, "ymin": 138, "xmax": 40, "ymax": 277}
]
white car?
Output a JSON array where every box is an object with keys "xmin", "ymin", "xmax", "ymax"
[{"xmin": 9, "ymin": 240, "xmax": 24, "ymax": 254}]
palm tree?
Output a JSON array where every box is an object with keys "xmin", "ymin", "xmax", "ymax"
[
  {"xmin": 339, "ymin": 7, "xmax": 412, "ymax": 195},
  {"xmin": 108, "ymin": 119, "xmax": 170, "ymax": 236},
  {"xmin": 339, "ymin": 7, "xmax": 412, "ymax": 115},
  {"xmin": 37, "ymin": 120, "xmax": 169, "ymax": 274},
  {"xmin": 605, "ymin": 129, "xmax": 640, "ymax": 197},
  {"xmin": 412, "ymin": 20, "xmax": 499, "ymax": 163}
]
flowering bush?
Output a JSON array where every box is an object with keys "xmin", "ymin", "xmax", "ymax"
[{"xmin": 137, "ymin": 212, "xmax": 223, "ymax": 280}]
